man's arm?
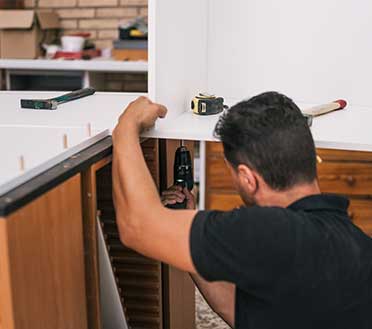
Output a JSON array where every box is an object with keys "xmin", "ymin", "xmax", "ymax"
[
  {"xmin": 112, "ymin": 97, "xmax": 198, "ymax": 273},
  {"xmin": 192, "ymin": 274, "xmax": 235, "ymax": 328},
  {"xmin": 162, "ymin": 187, "xmax": 236, "ymax": 328}
]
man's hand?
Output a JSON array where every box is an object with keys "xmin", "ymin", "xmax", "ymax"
[
  {"xmin": 161, "ymin": 186, "xmax": 196, "ymax": 210},
  {"xmin": 113, "ymin": 96, "xmax": 167, "ymax": 137}
]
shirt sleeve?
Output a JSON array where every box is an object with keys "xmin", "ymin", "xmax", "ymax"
[{"xmin": 190, "ymin": 206, "xmax": 297, "ymax": 293}]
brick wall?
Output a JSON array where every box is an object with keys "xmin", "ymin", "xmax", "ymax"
[
  {"xmin": 21, "ymin": 0, "xmax": 148, "ymax": 92},
  {"xmin": 24, "ymin": 0, "xmax": 148, "ymax": 49}
]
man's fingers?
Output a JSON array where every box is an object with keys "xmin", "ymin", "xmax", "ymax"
[
  {"xmin": 137, "ymin": 95, "xmax": 152, "ymax": 104},
  {"xmin": 162, "ymin": 190, "xmax": 185, "ymax": 199},
  {"xmin": 163, "ymin": 195, "xmax": 185, "ymax": 203},
  {"xmin": 162, "ymin": 199, "xmax": 177, "ymax": 206},
  {"xmin": 165, "ymin": 185, "xmax": 182, "ymax": 192},
  {"xmin": 183, "ymin": 188, "xmax": 194, "ymax": 200},
  {"xmin": 157, "ymin": 104, "xmax": 168, "ymax": 118},
  {"xmin": 150, "ymin": 103, "xmax": 167, "ymax": 119}
]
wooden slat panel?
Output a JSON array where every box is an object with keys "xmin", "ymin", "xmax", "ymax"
[
  {"xmin": 0, "ymin": 175, "xmax": 87, "ymax": 329},
  {"xmin": 96, "ymin": 141, "xmax": 163, "ymax": 329}
]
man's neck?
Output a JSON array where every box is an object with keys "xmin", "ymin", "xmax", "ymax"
[{"xmin": 256, "ymin": 180, "xmax": 321, "ymax": 208}]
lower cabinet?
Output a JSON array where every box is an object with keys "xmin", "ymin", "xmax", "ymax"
[
  {"xmin": 0, "ymin": 138, "xmax": 195, "ymax": 329},
  {"xmin": 206, "ymin": 142, "xmax": 372, "ymax": 237},
  {"xmin": 81, "ymin": 138, "xmax": 195, "ymax": 329},
  {"xmin": 0, "ymin": 175, "xmax": 88, "ymax": 329}
]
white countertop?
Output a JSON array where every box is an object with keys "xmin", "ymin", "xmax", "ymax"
[
  {"xmin": 144, "ymin": 100, "xmax": 372, "ymax": 153},
  {"xmin": 0, "ymin": 91, "xmax": 141, "ymax": 196},
  {"xmin": 0, "ymin": 59, "xmax": 148, "ymax": 72},
  {"xmin": 0, "ymin": 126, "xmax": 108, "ymax": 196},
  {"xmin": 0, "ymin": 91, "xmax": 143, "ymax": 131},
  {"xmin": 1, "ymin": 91, "xmax": 372, "ymax": 195},
  {"xmin": 2, "ymin": 92, "xmax": 372, "ymax": 152}
]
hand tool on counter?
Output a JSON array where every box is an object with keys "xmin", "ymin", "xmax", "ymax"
[
  {"xmin": 302, "ymin": 99, "xmax": 347, "ymax": 127},
  {"xmin": 167, "ymin": 141, "xmax": 194, "ymax": 209},
  {"xmin": 303, "ymin": 99, "xmax": 347, "ymax": 117},
  {"xmin": 20, "ymin": 87, "xmax": 96, "ymax": 110}
]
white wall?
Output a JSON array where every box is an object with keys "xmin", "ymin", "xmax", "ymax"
[{"xmin": 208, "ymin": 0, "xmax": 372, "ymax": 107}]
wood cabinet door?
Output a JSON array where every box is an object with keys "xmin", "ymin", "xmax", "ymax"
[{"xmin": 0, "ymin": 174, "xmax": 87, "ymax": 329}]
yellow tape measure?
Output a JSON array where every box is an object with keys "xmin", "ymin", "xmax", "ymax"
[{"xmin": 191, "ymin": 93, "xmax": 227, "ymax": 115}]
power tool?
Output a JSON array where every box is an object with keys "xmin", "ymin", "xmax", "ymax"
[
  {"xmin": 167, "ymin": 142, "xmax": 194, "ymax": 209},
  {"xmin": 191, "ymin": 93, "xmax": 227, "ymax": 115}
]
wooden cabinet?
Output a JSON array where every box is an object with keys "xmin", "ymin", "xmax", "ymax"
[
  {"xmin": 81, "ymin": 138, "xmax": 194, "ymax": 329},
  {"xmin": 93, "ymin": 139, "xmax": 163, "ymax": 329},
  {"xmin": 205, "ymin": 142, "xmax": 372, "ymax": 236},
  {"xmin": 0, "ymin": 137, "xmax": 195, "ymax": 329},
  {"xmin": 205, "ymin": 142, "xmax": 244, "ymax": 211},
  {"xmin": 0, "ymin": 175, "xmax": 88, "ymax": 329},
  {"xmin": 317, "ymin": 148, "xmax": 372, "ymax": 236}
]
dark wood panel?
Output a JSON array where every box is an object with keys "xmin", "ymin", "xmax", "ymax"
[{"xmin": 95, "ymin": 141, "xmax": 163, "ymax": 329}]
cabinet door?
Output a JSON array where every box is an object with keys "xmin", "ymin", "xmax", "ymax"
[
  {"xmin": 82, "ymin": 140, "xmax": 165, "ymax": 329},
  {"xmin": 0, "ymin": 174, "xmax": 87, "ymax": 329}
]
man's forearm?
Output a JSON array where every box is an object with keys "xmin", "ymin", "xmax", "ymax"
[
  {"xmin": 191, "ymin": 274, "xmax": 235, "ymax": 328},
  {"xmin": 112, "ymin": 119, "xmax": 197, "ymax": 273}
]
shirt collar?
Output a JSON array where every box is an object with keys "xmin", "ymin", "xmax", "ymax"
[{"xmin": 287, "ymin": 194, "xmax": 349, "ymax": 213}]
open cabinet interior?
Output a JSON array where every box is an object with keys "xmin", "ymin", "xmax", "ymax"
[
  {"xmin": 145, "ymin": 0, "xmax": 372, "ymax": 151},
  {"xmin": 150, "ymin": 0, "xmax": 372, "ymax": 111},
  {"xmin": 95, "ymin": 139, "xmax": 163, "ymax": 329},
  {"xmin": 81, "ymin": 139, "xmax": 195, "ymax": 329}
]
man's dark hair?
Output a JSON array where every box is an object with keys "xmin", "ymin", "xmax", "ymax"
[{"xmin": 214, "ymin": 91, "xmax": 317, "ymax": 190}]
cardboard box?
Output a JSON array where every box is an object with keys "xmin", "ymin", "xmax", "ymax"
[
  {"xmin": 0, "ymin": 10, "xmax": 59, "ymax": 59},
  {"xmin": 112, "ymin": 49, "xmax": 148, "ymax": 61}
]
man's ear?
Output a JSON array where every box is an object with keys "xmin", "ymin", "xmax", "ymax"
[{"xmin": 237, "ymin": 164, "xmax": 258, "ymax": 194}]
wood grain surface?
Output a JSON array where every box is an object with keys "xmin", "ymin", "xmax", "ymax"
[{"xmin": 0, "ymin": 174, "xmax": 88, "ymax": 329}]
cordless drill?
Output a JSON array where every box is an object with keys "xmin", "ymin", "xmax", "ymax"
[{"xmin": 167, "ymin": 143, "xmax": 194, "ymax": 209}]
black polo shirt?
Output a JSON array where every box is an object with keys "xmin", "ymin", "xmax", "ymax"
[{"xmin": 190, "ymin": 194, "xmax": 372, "ymax": 329}]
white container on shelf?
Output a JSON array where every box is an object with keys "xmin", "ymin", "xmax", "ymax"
[{"xmin": 61, "ymin": 36, "xmax": 85, "ymax": 52}]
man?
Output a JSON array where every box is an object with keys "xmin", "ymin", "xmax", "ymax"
[{"xmin": 112, "ymin": 92, "xmax": 372, "ymax": 329}]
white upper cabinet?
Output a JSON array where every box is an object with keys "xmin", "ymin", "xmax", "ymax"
[{"xmin": 145, "ymin": 0, "xmax": 372, "ymax": 149}]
